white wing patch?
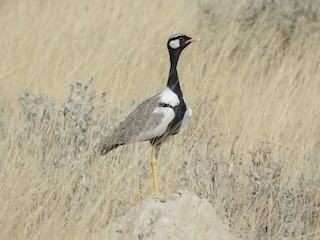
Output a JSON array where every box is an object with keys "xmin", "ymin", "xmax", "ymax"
[
  {"xmin": 137, "ymin": 107, "xmax": 175, "ymax": 140},
  {"xmin": 159, "ymin": 87, "xmax": 180, "ymax": 106},
  {"xmin": 180, "ymin": 106, "xmax": 192, "ymax": 132},
  {"xmin": 169, "ymin": 39, "xmax": 180, "ymax": 49}
]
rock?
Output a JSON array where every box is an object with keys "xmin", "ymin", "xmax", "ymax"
[{"xmin": 92, "ymin": 190, "xmax": 239, "ymax": 240}]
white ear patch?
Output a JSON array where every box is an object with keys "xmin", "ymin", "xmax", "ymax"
[{"xmin": 169, "ymin": 39, "xmax": 180, "ymax": 49}]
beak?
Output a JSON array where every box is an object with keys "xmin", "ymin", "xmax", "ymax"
[{"xmin": 186, "ymin": 37, "xmax": 201, "ymax": 44}]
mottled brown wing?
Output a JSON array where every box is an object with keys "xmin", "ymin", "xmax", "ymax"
[{"xmin": 100, "ymin": 94, "xmax": 168, "ymax": 155}]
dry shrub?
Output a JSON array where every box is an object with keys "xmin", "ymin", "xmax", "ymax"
[{"xmin": 1, "ymin": 0, "xmax": 320, "ymax": 239}]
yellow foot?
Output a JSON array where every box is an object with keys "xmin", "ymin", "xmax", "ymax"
[{"xmin": 154, "ymin": 192, "xmax": 166, "ymax": 202}]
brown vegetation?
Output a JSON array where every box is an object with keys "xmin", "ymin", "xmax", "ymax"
[{"xmin": 1, "ymin": 0, "xmax": 320, "ymax": 239}]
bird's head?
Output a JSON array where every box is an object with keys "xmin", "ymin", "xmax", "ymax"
[{"xmin": 167, "ymin": 34, "xmax": 200, "ymax": 52}]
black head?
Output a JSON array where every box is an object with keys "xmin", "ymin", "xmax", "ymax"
[{"xmin": 167, "ymin": 34, "xmax": 199, "ymax": 52}]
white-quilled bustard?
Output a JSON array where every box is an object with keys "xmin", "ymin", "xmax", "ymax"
[{"xmin": 100, "ymin": 34, "xmax": 200, "ymax": 200}]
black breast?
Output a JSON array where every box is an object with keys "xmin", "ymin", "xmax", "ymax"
[{"xmin": 169, "ymin": 98, "xmax": 187, "ymax": 134}]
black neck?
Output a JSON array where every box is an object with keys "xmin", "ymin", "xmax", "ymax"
[{"xmin": 167, "ymin": 50, "xmax": 183, "ymax": 97}]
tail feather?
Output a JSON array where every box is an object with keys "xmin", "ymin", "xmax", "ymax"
[{"xmin": 99, "ymin": 143, "xmax": 121, "ymax": 155}]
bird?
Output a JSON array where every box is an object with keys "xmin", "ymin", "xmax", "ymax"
[{"xmin": 99, "ymin": 33, "xmax": 200, "ymax": 201}]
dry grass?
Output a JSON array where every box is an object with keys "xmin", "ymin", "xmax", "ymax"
[{"xmin": 1, "ymin": 0, "xmax": 320, "ymax": 239}]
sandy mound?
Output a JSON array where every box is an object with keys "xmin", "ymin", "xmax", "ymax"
[{"xmin": 93, "ymin": 190, "xmax": 239, "ymax": 240}]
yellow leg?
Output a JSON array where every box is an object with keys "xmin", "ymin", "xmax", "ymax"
[{"xmin": 151, "ymin": 146, "xmax": 165, "ymax": 202}]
